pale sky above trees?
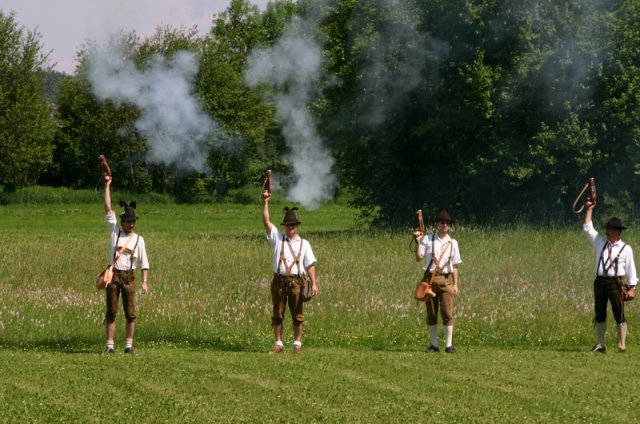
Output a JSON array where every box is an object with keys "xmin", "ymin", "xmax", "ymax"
[{"xmin": 2, "ymin": 0, "xmax": 271, "ymax": 73}]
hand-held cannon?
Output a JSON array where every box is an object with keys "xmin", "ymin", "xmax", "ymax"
[
  {"xmin": 262, "ymin": 169, "xmax": 272, "ymax": 194},
  {"xmin": 98, "ymin": 155, "xmax": 112, "ymax": 178},
  {"xmin": 572, "ymin": 177, "xmax": 596, "ymax": 213}
]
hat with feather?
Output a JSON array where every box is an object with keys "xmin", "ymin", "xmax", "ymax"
[
  {"xmin": 281, "ymin": 206, "xmax": 301, "ymax": 225},
  {"xmin": 119, "ymin": 200, "xmax": 138, "ymax": 222}
]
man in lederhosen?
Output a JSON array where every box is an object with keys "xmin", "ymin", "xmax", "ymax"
[
  {"xmin": 102, "ymin": 175, "xmax": 150, "ymax": 354},
  {"xmin": 261, "ymin": 190, "xmax": 318, "ymax": 354},
  {"xmin": 414, "ymin": 209, "xmax": 462, "ymax": 353},
  {"xmin": 584, "ymin": 200, "xmax": 636, "ymax": 353}
]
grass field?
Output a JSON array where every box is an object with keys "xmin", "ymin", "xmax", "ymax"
[{"xmin": 1, "ymin": 200, "xmax": 639, "ymax": 422}]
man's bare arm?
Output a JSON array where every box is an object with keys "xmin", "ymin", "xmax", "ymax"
[
  {"xmin": 104, "ymin": 176, "xmax": 113, "ymax": 215},
  {"xmin": 261, "ymin": 191, "xmax": 273, "ymax": 234}
]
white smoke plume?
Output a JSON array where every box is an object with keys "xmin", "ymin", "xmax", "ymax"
[
  {"xmin": 245, "ymin": 18, "xmax": 336, "ymax": 209},
  {"xmin": 87, "ymin": 47, "xmax": 216, "ymax": 172}
]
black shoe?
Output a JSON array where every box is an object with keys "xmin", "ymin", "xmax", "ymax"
[
  {"xmin": 124, "ymin": 347, "xmax": 135, "ymax": 355},
  {"xmin": 426, "ymin": 345, "xmax": 440, "ymax": 353},
  {"xmin": 591, "ymin": 344, "xmax": 606, "ymax": 354},
  {"xmin": 102, "ymin": 347, "xmax": 114, "ymax": 354},
  {"xmin": 445, "ymin": 346, "xmax": 456, "ymax": 354}
]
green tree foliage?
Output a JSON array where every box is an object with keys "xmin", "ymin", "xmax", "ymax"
[
  {"xmin": 48, "ymin": 1, "xmax": 296, "ymax": 201},
  {"xmin": 197, "ymin": 0, "xmax": 297, "ymax": 191},
  {"xmin": 0, "ymin": 11, "xmax": 56, "ymax": 190},
  {"xmin": 318, "ymin": 0, "xmax": 629, "ymax": 225},
  {"xmin": 49, "ymin": 28, "xmax": 203, "ymax": 194},
  {"xmin": 47, "ymin": 31, "xmax": 148, "ymax": 191},
  {"xmin": 48, "ymin": 72, "xmax": 144, "ymax": 190},
  {"xmin": 7, "ymin": 1, "xmax": 640, "ymax": 223},
  {"xmin": 589, "ymin": 0, "xmax": 640, "ymax": 217}
]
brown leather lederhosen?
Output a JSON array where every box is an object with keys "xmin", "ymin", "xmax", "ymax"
[
  {"xmin": 594, "ymin": 242, "xmax": 626, "ymax": 324},
  {"xmin": 271, "ymin": 235, "xmax": 305, "ymax": 326},
  {"xmin": 105, "ymin": 231, "xmax": 139, "ymax": 323},
  {"xmin": 425, "ymin": 235, "xmax": 454, "ymax": 326}
]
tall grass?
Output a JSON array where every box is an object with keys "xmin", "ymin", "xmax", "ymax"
[
  {"xmin": 3, "ymin": 201, "xmax": 640, "ymax": 422},
  {"xmin": 0, "ymin": 185, "xmax": 174, "ymax": 205},
  {"xmin": 0, "ymin": 202, "xmax": 630, "ymax": 352}
]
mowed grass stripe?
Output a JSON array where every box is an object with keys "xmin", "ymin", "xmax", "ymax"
[{"xmin": 1, "ymin": 347, "xmax": 638, "ymax": 422}]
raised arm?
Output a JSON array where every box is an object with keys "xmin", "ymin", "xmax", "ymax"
[
  {"xmin": 104, "ymin": 175, "xmax": 114, "ymax": 215},
  {"xmin": 261, "ymin": 190, "xmax": 273, "ymax": 234},
  {"xmin": 584, "ymin": 199, "xmax": 594, "ymax": 226}
]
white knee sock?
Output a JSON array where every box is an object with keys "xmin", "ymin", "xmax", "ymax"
[
  {"xmin": 596, "ymin": 322, "xmax": 606, "ymax": 346},
  {"xmin": 444, "ymin": 325, "xmax": 453, "ymax": 348}
]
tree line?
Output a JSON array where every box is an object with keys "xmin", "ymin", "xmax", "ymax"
[{"xmin": 1, "ymin": 0, "xmax": 639, "ymax": 226}]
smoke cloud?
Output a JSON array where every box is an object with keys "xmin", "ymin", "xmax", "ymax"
[
  {"xmin": 244, "ymin": 0, "xmax": 445, "ymax": 208},
  {"xmin": 87, "ymin": 47, "xmax": 216, "ymax": 172},
  {"xmin": 351, "ymin": 0, "xmax": 447, "ymax": 129},
  {"xmin": 245, "ymin": 18, "xmax": 336, "ymax": 209}
]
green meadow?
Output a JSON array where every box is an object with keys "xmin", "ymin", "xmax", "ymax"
[{"xmin": 1, "ymin": 199, "xmax": 639, "ymax": 422}]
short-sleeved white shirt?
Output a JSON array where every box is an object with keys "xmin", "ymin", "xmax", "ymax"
[
  {"xmin": 584, "ymin": 222, "xmax": 637, "ymax": 286},
  {"xmin": 267, "ymin": 225, "xmax": 316, "ymax": 276},
  {"xmin": 106, "ymin": 213, "xmax": 150, "ymax": 271},
  {"xmin": 418, "ymin": 233, "xmax": 462, "ymax": 273}
]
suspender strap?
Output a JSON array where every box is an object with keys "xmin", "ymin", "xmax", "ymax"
[
  {"xmin": 129, "ymin": 235, "xmax": 140, "ymax": 271},
  {"xmin": 425, "ymin": 235, "xmax": 435, "ymax": 273},
  {"xmin": 112, "ymin": 232, "xmax": 139, "ymax": 270},
  {"xmin": 598, "ymin": 242, "xmax": 626, "ymax": 277},
  {"xmin": 614, "ymin": 244, "xmax": 626, "ymax": 278},
  {"xmin": 426, "ymin": 235, "xmax": 452, "ymax": 274},
  {"xmin": 278, "ymin": 235, "xmax": 304, "ymax": 276},
  {"xmin": 431, "ymin": 241, "xmax": 451, "ymax": 276},
  {"xmin": 598, "ymin": 242, "xmax": 610, "ymax": 275}
]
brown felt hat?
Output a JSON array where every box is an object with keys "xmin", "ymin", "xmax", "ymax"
[
  {"xmin": 435, "ymin": 208, "xmax": 452, "ymax": 224},
  {"xmin": 281, "ymin": 207, "xmax": 301, "ymax": 225},
  {"xmin": 119, "ymin": 200, "xmax": 138, "ymax": 222}
]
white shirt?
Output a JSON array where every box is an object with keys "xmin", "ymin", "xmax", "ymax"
[
  {"xmin": 267, "ymin": 225, "xmax": 316, "ymax": 276},
  {"xmin": 584, "ymin": 222, "xmax": 637, "ymax": 286},
  {"xmin": 418, "ymin": 233, "xmax": 462, "ymax": 273},
  {"xmin": 106, "ymin": 213, "xmax": 150, "ymax": 271}
]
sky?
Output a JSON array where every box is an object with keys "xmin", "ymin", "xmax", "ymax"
[{"xmin": 2, "ymin": 0, "xmax": 271, "ymax": 74}]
